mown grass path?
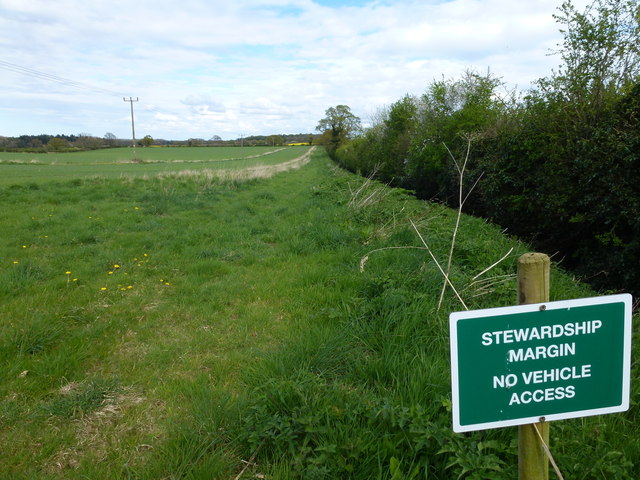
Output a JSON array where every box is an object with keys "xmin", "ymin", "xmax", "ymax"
[{"xmin": 0, "ymin": 149, "xmax": 637, "ymax": 479}]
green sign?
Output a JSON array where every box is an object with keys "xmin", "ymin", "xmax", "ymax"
[{"xmin": 449, "ymin": 294, "xmax": 632, "ymax": 433}]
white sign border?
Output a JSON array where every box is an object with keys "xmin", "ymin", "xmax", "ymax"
[{"xmin": 450, "ymin": 293, "xmax": 632, "ymax": 433}]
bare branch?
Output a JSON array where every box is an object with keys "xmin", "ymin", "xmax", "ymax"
[{"xmin": 410, "ymin": 219, "xmax": 468, "ymax": 310}]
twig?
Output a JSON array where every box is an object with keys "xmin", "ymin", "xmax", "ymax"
[
  {"xmin": 533, "ymin": 423, "xmax": 565, "ymax": 480},
  {"xmin": 234, "ymin": 443, "xmax": 262, "ymax": 480},
  {"xmin": 471, "ymin": 247, "xmax": 515, "ymax": 281},
  {"xmin": 462, "ymin": 171, "xmax": 484, "ymax": 206},
  {"xmin": 438, "ymin": 138, "xmax": 481, "ymax": 311},
  {"xmin": 410, "ymin": 219, "xmax": 468, "ymax": 310}
]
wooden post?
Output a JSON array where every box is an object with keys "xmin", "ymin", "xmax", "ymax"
[{"xmin": 517, "ymin": 253, "xmax": 550, "ymax": 480}]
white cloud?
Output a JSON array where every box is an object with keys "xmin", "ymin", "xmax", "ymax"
[
  {"xmin": 0, "ymin": 0, "xmax": 592, "ymax": 139},
  {"xmin": 181, "ymin": 94, "xmax": 227, "ymax": 114}
]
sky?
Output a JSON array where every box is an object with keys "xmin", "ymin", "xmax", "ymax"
[{"xmin": 0, "ymin": 0, "xmax": 590, "ymax": 141}]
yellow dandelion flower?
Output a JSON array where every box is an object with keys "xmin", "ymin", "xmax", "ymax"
[
  {"xmin": 73, "ymin": 278, "xmax": 78, "ymax": 282},
  {"xmin": 127, "ymin": 285, "xmax": 133, "ymax": 289},
  {"xmin": 65, "ymin": 271, "xmax": 71, "ymax": 275},
  {"xmin": 143, "ymin": 253, "xmax": 148, "ymax": 257},
  {"xmin": 137, "ymin": 263, "xmax": 142, "ymax": 267},
  {"xmin": 22, "ymin": 245, "xmax": 26, "ymax": 248},
  {"xmin": 113, "ymin": 264, "xmax": 120, "ymax": 269},
  {"xmin": 100, "ymin": 287, "xmax": 107, "ymax": 291},
  {"xmin": 165, "ymin": 282, "xmax": 171, "ymax": 286},
  {"xmin": 108, "ymin": 271, "xmax": 114, "ymax": 275},
  {"xmin": 13, "ymin": 260, "xmax": 19, "ymax": 264}
]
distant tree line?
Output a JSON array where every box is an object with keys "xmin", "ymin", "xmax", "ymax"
[
  {"xmin": 176, "ymin": 133, "xmax": 317, "ymax": 147},
  {"xmin": 0, "ymin": 133, "xmax": 128, "ymax": 152},
  {"xmin": 322, "ymin": 0, "xmax": 640, "ymax": 296},
  {"xmin": 0, "ymin": 132, "xmax": 318, "ymax": 152}
]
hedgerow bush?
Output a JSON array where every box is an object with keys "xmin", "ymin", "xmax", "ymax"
[{"xmin": 334, "ymin": 0, "xmax": 640, "ymax": 296}]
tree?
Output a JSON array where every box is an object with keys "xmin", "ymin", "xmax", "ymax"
[
  {"xmin": 47, "ymin": 137, "xmax": 68, "ymax": 152},
  {"xmin": 378, "ymin": 95, "xmax": 418, "ymax": 180},
  {"xmin": 406, "ymin": 70, "xmax": 505, "ymax": 201},
  {"xmin": 75, "ymin": 133, "xmax": 102, "ymax": 150},
  {"xmin": 104, "ymin": 132, "xmax": 117, "ymax": 147},
  {"xmin": 187, "ymin": 138, "xmax": 204, "ymax": 147},
  {"xmin": 474, "ymin": 0, "xmax": 640, "ymax": 296},
  {"xmin": 316, "ymin": 105, "xmax": 362, "ymax": 156},
  {"xmin": 141, "ymin": 135, "xmax": 154, "ymax": 147},
  {"xmin": 541, "ymin": 0, "xmax": 640, "ymax": 112},
  {"xmin": 267, "ymin": 135, "xmax": 284, "ymax": 146}
]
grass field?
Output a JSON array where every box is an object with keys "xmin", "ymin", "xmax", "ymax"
[
  {"xmin": 0, "ymin": 146, "xmax": 310, "ymax": 185},
  {"xmin": 0, "ymin": 148, "xmax": 638, "ymax": 479}
]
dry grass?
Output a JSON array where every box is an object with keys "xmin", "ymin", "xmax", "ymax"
[
  {"xmin": 115, "ymin": 147, "xmax": 287, "ymax": 165},
  {"xmin": 46, "ymin": 385, "xmax": 149, "ymax": 473},
  {"xmin": 346, "ymin": 171, "xmax": 393, "ymax": 210},
  {"xmin": 157, "ymin": 147, "xmax": 315, "ymax": 182}
]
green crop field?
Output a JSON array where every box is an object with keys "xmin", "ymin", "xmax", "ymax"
[
  {"xmin": 0, "ymin": 148, "xmax": 638, "ymax": 479},
  {"xmin": 0, "ymin": 146, "xmax": 310, "ymax": 185}
]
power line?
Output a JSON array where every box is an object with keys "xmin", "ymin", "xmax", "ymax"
[
  {"xmin": 0, "ymin": 60, "xmax": 168, "ymax": 113},
  {"xmin": 1, "ymin": 59, "xmax": 172, "ymax": 131},
  {"xmin": 0, "ymin": 59, "xmax": 124, "ymax": 97}
]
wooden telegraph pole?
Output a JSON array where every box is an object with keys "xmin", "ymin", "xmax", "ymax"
[
  {"xmin": 517, "ymin": 252, "xmax": 550, "ymax": 480},
  {"xmin": 124, "ymin": 97, "xmax": 138, "ymax": 160}
]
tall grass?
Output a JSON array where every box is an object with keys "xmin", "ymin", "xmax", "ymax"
[{"xmin": 0, "ymin": 148, "xmax": 637, "ymax": 479}]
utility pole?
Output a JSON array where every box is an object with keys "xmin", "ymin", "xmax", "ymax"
[{"xmin": 123, "ymin": 97, "xmax": 138, "ymax": 159}]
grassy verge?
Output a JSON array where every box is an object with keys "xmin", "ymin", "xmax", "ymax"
[{"xmin": 0, "ymin": 149, "xmax": 637, "ymax": 479}]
